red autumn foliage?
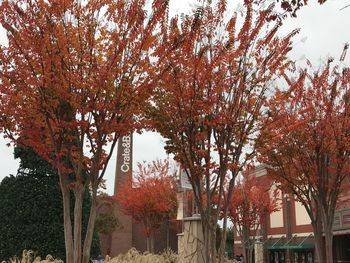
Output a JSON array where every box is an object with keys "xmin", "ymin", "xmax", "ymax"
[
  {"xmin": 258, "ymin": 58, "xmax": 350, "ymax": 263},
  {"xmin": 228, "ymin": 174, "xmax": 278, "ymax": 263},
  {"xmin": 229, "ymin": 176, "xmax": 277, "ymax": 236},
  {"xmin": 0, "ymin": 1, "xmax": 168, "ymax": 263},
  {"xmin": 117, "ymin": 160, "xmax": 177, "ymax": 252},
  {"xmin": 150, "ymin": 0, "xmax": 297, "ymax": 261}
]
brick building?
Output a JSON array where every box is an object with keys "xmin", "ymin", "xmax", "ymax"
[{"xmin": 233, "ymin": 165, "xmax": 350, "ymax": 263}]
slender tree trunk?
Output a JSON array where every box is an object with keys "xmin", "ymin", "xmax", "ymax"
[
  {"xmin": 150, "ymin": 232, "xmax": 155, "ymax": 253},
  {"xmin": 243, "ymin": 244, "xmax": 248, "ymax": 263},
  {"xmin": 59, "ymin": 173, "xmax": 74, "ymax": 263},
  {"xmin": 62, "ymin": 188, "xmax": 74, "ymax": 263},
  {"xmin": 242, "ymin": 228, "xmax": 250, "ymax": 263},
  {"xmin": 218, "ymin": 179, "xmax": 235, "ymax": 263},
  {"xmin": 210, "ymin": 225, "xmax": 217, "ymax": 263},
  {"xmin": 324, "ymin": 225, "xmax": 334, "ymax": 263},
  {"xmin": 203, "ymin": 223, "xmax": 210, "ymax": 263},
  {"xmin": 146, "ymin": 236, "xmax": 151, "ymax": 252},
  {"xmin": 232, "ymin": 228, "xmax": 235, "ymax": 259},
  {"xmin": 312, "ymin": 220, "xmax": 325, "ymax": 263},
  {"xmin": 218, "ymin": 208, "xmax": 229, "ymax": 263},
  {"xmin": 73, "ymin": 185, "xmax": 84, "ymax": 263},
  {"xmin": 319, "ymin": 198, "xmax": 336, "ymax": 263},
  {"xmin": 166, "ymin": 221, "xmax": 170, "ymax": 250},
  {"xmin": 249, "ymin": 246, "xmax": 254, "ymax": 263},
  {"xmin": 82, "ymin": 189, "xmax": 98, "ymax": 263}
]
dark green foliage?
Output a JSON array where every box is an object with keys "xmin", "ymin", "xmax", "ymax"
[
  {"xmin": 0, "ymin": 148, "xmax": 100, "ymax": 261},
  {"xmin": 95, "ymin": 212, "xmax": 119, "ymax": 235}
]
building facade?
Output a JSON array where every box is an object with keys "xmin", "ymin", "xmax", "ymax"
[{"xmin": 233, "ymin": 165, "xmax": 350, "ymax": 263}]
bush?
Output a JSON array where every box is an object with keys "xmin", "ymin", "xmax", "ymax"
[
  {"xmin": 106, "ymin": 248, "xmax": 239, "ymax": 263},
  {"xmin": 1, "ymin": 250, "xmax": 63, "ymax": 263},
  {"xmin": 106, "ymin": 248, "xmax": 177, "ymax": 263},
  {"xmin": 2, "ymin": 249, "xmax": 240, "ymax": 263},
  {"xmin": 0, "ymin": 148, "xmax": 100, "ymax": 261}
]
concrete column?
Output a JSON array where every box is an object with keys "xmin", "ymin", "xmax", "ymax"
[
  {"xmin": 180, "ymin": 215, "xmax": 205, "ymax": 263},
  {"xmin": 255, "ymin": 241, "xmax": 264, "ymax": 263},
  {"xmin": 177, "ymin": 233, "xmax": 185, "ymax": 261}
]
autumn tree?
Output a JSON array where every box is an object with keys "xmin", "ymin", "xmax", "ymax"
[
  {"xmin": 258, "ymin": 58, "xmax": 350, "ymax": 263},
  {"xmin": 117, "ymin": 160, "xmax": 177, "ymax": 253},
  {"xmin": 228, "ymin": 174, "xmax": 277, "ymax": 263},
  {"xmin": 0, "ymin": 1, "xmax": 168, "ymax": 263},
  {"xmin": 150, "ymin": 0, "xmax": 297, "ymax": 262}
]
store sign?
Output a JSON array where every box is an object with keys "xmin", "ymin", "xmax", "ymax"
[
  {"xmin": 180, "ymin": 168, "xmax": 192, "ymax": 190},
  {"xmin": 114, "ymin": 134, "xmax": 133, "ymax": 194},
  {"xmin": 120, "ymin": 135, "xmax": 131, "ymax": 173}
]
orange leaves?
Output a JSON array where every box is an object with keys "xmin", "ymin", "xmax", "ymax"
[
  {"xmin": 116, "ymin": 160, "xmax": 177, "ymax": 236},
  {"xmin": 0, "ymin": 0, "xmax": 168, "ymax": 180},
  {"xmin": 149, "ymin": 0, "xmax": 296, "ymax": 226},
  {"xmin": 228, "ymin": 174, "xmax": 277, "ymax": 234},
  {"xmin": 151, "ymin": 0, "xmax": 296, "ymax": 183},
  {"xmin": 259, "ymin": 58, "xmax": 350, "ymax": 217}
]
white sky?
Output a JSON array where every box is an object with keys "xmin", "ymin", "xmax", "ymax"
[{"xmin": 0, "ymin": 0, "xmax": 349, "ymax": 195}]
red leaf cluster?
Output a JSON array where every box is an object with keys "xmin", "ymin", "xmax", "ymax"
[
  {"xmin": 228, "ymin": 175, "xmax": 278, "ymax": 236},
  {"xmin": 258, "ymin": 59, "xmax": 350, "ymax": 262},
  {"xmin": 259, "ymin": 61, "xmax": 350, "ymax": 201},
  {"xmin": 116, "ymin": 160, "xmax": 177, "ymax": 238},
  {"xmin": 0, "ymin": 0, "xmax": 168, "ymax": 179}
]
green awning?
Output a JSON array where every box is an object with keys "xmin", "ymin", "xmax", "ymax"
[
  {"xmin": 266, "ymin": 234, "xmax": 314, "ymax": 250},
  {"xmin": 267, "ymin": 244, "xmax": 314, "ymax": 250}
]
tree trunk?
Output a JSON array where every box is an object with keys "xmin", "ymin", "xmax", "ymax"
[
  {"xmin": 73, "ymin": 185, "xmax": 84, "ymax": 263},
  {"xmin": 324, "ymin": 224, "xmax": 334, "ymax": 263},
  {"xmin": 243, "ymin": 244, "xmax": 248, "ymax": 263},
  {"xmin": 150, "ymin": 232, "xmax": 155, "ymax": 253},
  {"xmin": 62, "ymin": 188, "xmax": 74, "ymax": 263},
  {"xmin": 242, "ymin": 228, "xmax": 250, "ymax": 263},
  {"xmin": 312, "ymin": 219, "xmax": 325, "ymax": 263},
  {"xmin": 210, "ymin": 225, "xmax": 217, "ymax": 263},
  {"xmin": 249, "ymin": 246, "xmax": 254, "ymax": 263},
  {"xmin": 218, "ymin": 208, "xmax": 229, "ymax": 263},
  {"xmin": 203, "ymin": 223, "xmax": 211, "ymax": 263},
  {"xmin": 318, "ymin": 197, "xmax": 335, "ymax": 263},
  {"xmin": 166, "ymin": 221, "xmax": 170, "ymax": 250},
  {"xmin": 82, "ymin": 189, "xmax": 98, "ymax": 263},
  {"xmin": 218, "ymin": 180, "xmax": 235, "ymax": 263},
  {"xmin": 146, "ymin": 235, "xmax": 151, "ymax": 252},
  {"xmin": 232, "ymin": 229, "xmax": 235, "ymax": 259},
  {"xmin": 202, "ymin": 221, "xmax": 217, "ymax": 263},
  {"xmin": 59, "ymin": 173, "xmax": 74, "ymax": 263}
]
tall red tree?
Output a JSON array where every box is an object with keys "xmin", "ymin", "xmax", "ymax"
[
  {"xmin": 228, "ymin": 174, "xmax": 277, "ymax": 263},
  {"xmin": 117, "ymin": 160, "xmax": 177, "ymax": 253},
  {"xmin": 258, "ymin": 58, "xmax": 350, "ymax": 263},
  {"xmin": 150, "ymin": 0, "xmax": 297, "ymax": 262},
  {"xmin": 0, "ymin": 1, "xmax": 168, "ymax": 263}
]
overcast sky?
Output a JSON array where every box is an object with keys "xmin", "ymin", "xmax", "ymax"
[{"xmin": 0, "ymin": 0, "xmax": 349, "ymax": 195}]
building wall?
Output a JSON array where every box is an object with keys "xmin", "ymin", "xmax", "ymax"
[
  {"xmin": 269, "ymin": 187, "xmax": 284, "ymax": 229},
  {"xmin": 294, "ymin": 201, "xmax": 311, "ymax": 226},
  {"xmin": 234, "ymin": 165, "xmax": 350, "ymax": 263}
]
